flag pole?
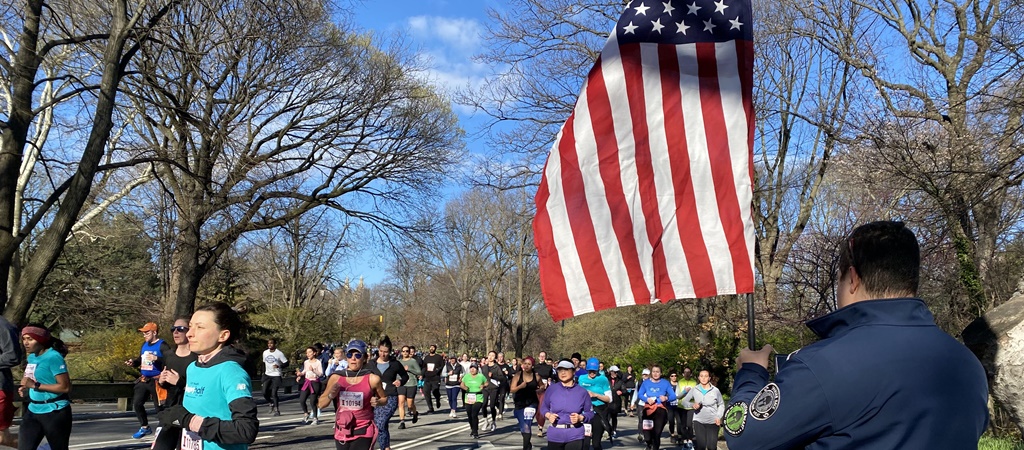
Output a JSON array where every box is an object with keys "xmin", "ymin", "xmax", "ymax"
[{"xmin": 746, "ymin": 293, "xmax": 756, "ymax": 349}]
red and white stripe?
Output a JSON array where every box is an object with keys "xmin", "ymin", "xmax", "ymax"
[{"xmin": 534, "ymin": 33, "xmax": 755, "ymax": 322}]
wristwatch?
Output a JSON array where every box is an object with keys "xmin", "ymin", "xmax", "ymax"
[{"xmin": 33, "ymin": 381, "xmax": 40, "ymax": 389}]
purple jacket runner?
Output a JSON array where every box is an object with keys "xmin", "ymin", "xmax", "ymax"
[{"xmin": 539, "ymin": 380, "xmax": 595, "ymax": 443}]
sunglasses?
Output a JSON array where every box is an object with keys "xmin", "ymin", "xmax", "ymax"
[
  {"xmin": 347, "ymin": 352, "xmax": 363, "ymax": 359},
  {"xmin": 172, "ymin": 326, "xmax": 189, "ymax": 333}
]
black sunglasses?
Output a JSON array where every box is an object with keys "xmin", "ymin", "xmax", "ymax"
[
  {"xmin": 172, "ymin": 326, "xmax": 189, "ymax": 333},
  {"xmin": 347, "ymin": 352, "xmax": 363, "ymax": 359}
]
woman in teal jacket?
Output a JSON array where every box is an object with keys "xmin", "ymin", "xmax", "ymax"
[{"xmin": 158, "ymin": 302, "xmax": 258, "ymax": 450}]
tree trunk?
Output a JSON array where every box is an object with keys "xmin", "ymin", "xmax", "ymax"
[
  {"xmin": 962, "ymin": 286, "xmax": 1024, "ymax": 435},
  {"xmin": 164, "ymin": 224, "xmax": 205, "ymax": 321},
  {"xmin": 3, "ymin": 0, "xmax": 136, "ymax": 324}
]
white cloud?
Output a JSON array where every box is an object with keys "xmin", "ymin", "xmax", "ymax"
[{"xmin": 407, "ymin": 16, "xmax": 485, "ymax": 53}]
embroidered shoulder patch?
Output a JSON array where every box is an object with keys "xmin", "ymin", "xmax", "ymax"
[
  {"xmin": 750, "ymin": 383, "xmax": 780, "ymax": 420},
  {"xmin": 723, "ymin": 402, "xmax": 748, "ymax": 436}
]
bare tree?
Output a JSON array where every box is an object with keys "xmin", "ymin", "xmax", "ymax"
[
  {"xmin": 0, "ymin": 0, "xmax": 177, "ymax": 323},
  {"xmin": 121, "ymin": 0, "xmax": 463, "ymax": 319},
  {"xmin": 799, "ymin": 0, "xmax": 1024, "ymax": 317}
]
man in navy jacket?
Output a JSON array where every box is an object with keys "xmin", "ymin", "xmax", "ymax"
[{"xmin": 724, "ymin": 221, "xmax": 988, "ymax": 449}]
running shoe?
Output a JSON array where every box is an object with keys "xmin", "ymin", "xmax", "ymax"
[
  {"xmin": 302, "ymin": 413, "xmax": 310, "ymax": 424},
  {"xmin": 398, "ymin": 421, "xmax": 406, "ymax": 429},
  {"xmin": 449, "ymin": 410, "xmax": 457, "ymax": 418},
  {"xmin": 412, "ymin": 410, "xmax": 419, "ymax": 423},
  {"xmin": 132, "ymin": 427, "xmax": 151, "ymax": 439},
  {"xmin": 489, "ymin": 419, "xmax": 496, "ymax": 432},
  {"xmin": 312, "ymin": 418, "xmax": 319, "ymax": 425},
  {"xmin": 273, "ymin": 407, "xmax": 281, "ymax": 417}
]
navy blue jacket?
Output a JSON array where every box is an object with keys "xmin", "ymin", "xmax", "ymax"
[{"xmin": 723, "ymin": 298, "xmax": 988, "ymax": 450}]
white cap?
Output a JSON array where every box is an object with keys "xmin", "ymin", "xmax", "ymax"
[
  {"xmin": 642, "ymin": 368, "xmax": 651, "ymax": 375},
  {"xmin": 608, "ymin": 365, "xmax": 620, "ymax": 372},
  {"xmin": 555, "ymin": 360, "xmax": 575, "ymax": 370}
]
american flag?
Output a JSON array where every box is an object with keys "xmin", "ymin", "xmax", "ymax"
[{"xmin": 534, "ymin": 0, "xmax": 755, "ymax": 321}]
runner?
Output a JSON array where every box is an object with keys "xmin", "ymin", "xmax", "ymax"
[
  {"xmin": 632, "ymin": 368, "xmax": 651, "ymax": 441},
  {"xmin": 677, "ymin": 367, "xmax": 697, "ymax": 448},
  {"xmin": 421, "ymin": 345, "xmax": 445, "ymax": 414},
  {"xmin": 318, "ymin": 340, "xmax": 388, "ymax": 450},
  {"xmin": 296, "ymin": 346, "xmax": 325, "ymax": 424},
  {"xmin": 577, "ymin": 357, "xmax": 612, "ymax": 450},
  {"xmin": 397, "ymin": 346, "xmax": 422, "ymax": 429},
  {"xmin": 159, "ymin": 302, "xmax": 258, "ymax": 450},
  {"xmin": 0, "ymin": 315, "xmax": 21, "ymax": 448},
  {"xmin": 509, "ymin": 356, "xmax": 543, "ymax": 450},
  {"xmin": 495, "ymin": 352, "xmax": 513, "ymax": 418},
  {"xmin": 532, "ymin": 351, "xmax": 553, "ymax": 437},
  {"xmin": 442, "ymin": 354, "xmax": 465, "ymax": 418},
  {"xmin": 679, "ymin": 369, "xmax": 722, "ymax": 450},
  {"xmin": 666, "ymin": 371, "xmax": 679, "ymax": 443},
  {"xmin": 370, "ymin": 336, "xmax": 407, "ymax": 450},
  {"xmin": 261, "ymin": 339, "xmax": 288, "ymax": 417},
  {"xmin": 638, "ymin": 365, "xmax": 676, "ymax": 450},
  {"xmin": 622, "ymin": 366, "xmax": 636, "ymax": 417},
  {"xmin": 607, "ymin": 365, "xmax": 625, "ymax": 440},
  {"xmin": 153, "ymin": 318, "xmax": 198, "ymax": 450},
  {"xmin": 126, "ymin": 322, "xmax": 172, "ymax": 439},
  {"xmin": 540, "ymin": 359, "xmax": 595, "ymax": 450},
  {"xmin": 481, "ymin": 351, "xmax": 506, "ymax": 431},
  {"xmin": 327, "ymin": 347, "xmax": 349, "ymax": 375},
  {"xmin": 18, "ymin": 325, "xmax": 71, "ymax": 450},
  {"xmin": 460, "ymin": 363, "xmax": 488, "ymax": 439}
]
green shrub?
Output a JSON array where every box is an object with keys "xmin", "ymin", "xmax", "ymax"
[{"xmin": 65, "ymin": 328, "xmax": 147, "ymax": 381}]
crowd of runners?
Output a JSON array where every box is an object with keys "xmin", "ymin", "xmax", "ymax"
[{"xmin": 248, "ymin": 336, "xmax": 724, "ymax": 450}]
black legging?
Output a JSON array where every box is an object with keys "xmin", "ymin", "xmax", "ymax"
[
  {"xmin": 262, "ymin": 375, "xmax": 282, "ymax": 409},
  {"xmin": 693, "ymin": 421, "xmax": 720, "ymax": 450},
  {"xmin": 299, "ymin": 380, "xmax": 322, "ymax": 416},
  {"xmin": 642, "ymin": 407, "xmax": 668, "ymax": 450},
  {"xmin": 132, "ymin": 378, "xmax": 161, "ymax": 427},
  {"xmin": 336, "ymin": 437, "xmax": 374, "ymax": 450},
  {"xmin": 467, "ymin": 400, "xmax": 484, "ymax": 435},
  {"xmin": 666, "ymin": 404, "xmax": 677, "ymax": 436},
  {"xmin": 680, "ymin": 408, "xmax": 695, "ymax": 441},
  {"xmin": 483, "ymin": 388, "xmax": 500, "ymax": 420},
  {"xmin": 584, "ymin": 404, "xmax": 607, "ymax": 449},
  {"xmin": 548, "ymin": 440, "xmax": 584, "ymax": 450},
  {"xmin": 18, "ymin": 406, "xmax": 72, "ymax": 450},
  {"xmin": 607, "ymin": 404, "xmax": 619, "ymax": 435},
  {"xmin": 423, "ymin": 380, "xmax": 442, "ymax": 410}
]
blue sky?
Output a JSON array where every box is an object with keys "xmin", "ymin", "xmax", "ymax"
[{"xmin": 343, "ymin": 1, "xmax": 509, "ymax": 286}]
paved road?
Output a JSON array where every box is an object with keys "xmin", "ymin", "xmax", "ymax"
[{"xmin": 5, "ymin": 395, "xmax": 727, "ymax": 449}]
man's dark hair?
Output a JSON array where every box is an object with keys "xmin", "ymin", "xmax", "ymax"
[{"xmin": 838, "ymin": 221, "xmax": 919, "ymax": 297}]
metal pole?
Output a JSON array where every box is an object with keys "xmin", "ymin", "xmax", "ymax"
[{"xmin": 746, "ymin": 293, "xmax": 756, "ymax": 349}]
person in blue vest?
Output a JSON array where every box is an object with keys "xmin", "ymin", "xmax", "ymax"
[
  {"xmin": 158, "ymin": 302, "xmax": 258, "ymax": 450},
  {"xmin": 577, "ymin": 357, "xmax": 612, "ymax": 450},
  {"xmin": 126, "ymin": 322, "xmax": 172, "ymax": 439},
  {"xmin": 723, "ymin": 221, "xmax": 989, "ymax": 449}
]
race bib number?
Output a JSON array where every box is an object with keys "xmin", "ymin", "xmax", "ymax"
[
  {"xmin": 264, "ymin": 355, "xmax": 278, "ymax": 365},
  {"xmin": 180, "ymin": 430, "xmax": 203, "ymax": 450},
  {"xmin": 24, "ymin": 364, "xmax": 36, "ymax": 380},
  {"xmin": 427, "ymin": 363, "xmax": 436, "ymax": 372},
  {"xmin": 337, "ymin": 391, "xmax": 363, "ymax": 410},
  {"xmin": 466, "ymin": 393, "xmax": 478, "ymax": 405},
  {"xmin": 584, "ymin": 423, "xmax": 592, "ymax": 437},
  {"xmin": 670, "ymin": 400, "xmax": 679, "ymax": 406},
  {"xmin": 448, "ymin": 374, "xmax": 458, "ymax": 382},
  {"xmin": 642, "ymin": 419, "xmax": 654, "ymax": 430},
  {"xmin": 490, "ymin": 379, "xmax": 500, "ymax": 387},
  {"xmin": 141, "ymin": 351, "xmax": 157, "ymax": 372},
  {"xmin": 523, "ymin": 407, "xmax": 536, "ymax": 420}
]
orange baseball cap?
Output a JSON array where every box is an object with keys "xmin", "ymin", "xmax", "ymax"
[{"xmin": 138, "ymin": 322, "xmax": 159, "ymax": 332}]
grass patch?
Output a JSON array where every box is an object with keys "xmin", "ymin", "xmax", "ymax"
[{"xmin": 980, "ymin": 435, "xmax": 1024, "ymax": 450}]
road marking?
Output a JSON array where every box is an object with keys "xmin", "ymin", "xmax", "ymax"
[
  {"xmin": 69, "ymin": 438, "xmax": 149, "ymax": 449},
  {"xmin": 391, "ymin": 423, "xmax": 471, "ymax": 450}
]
